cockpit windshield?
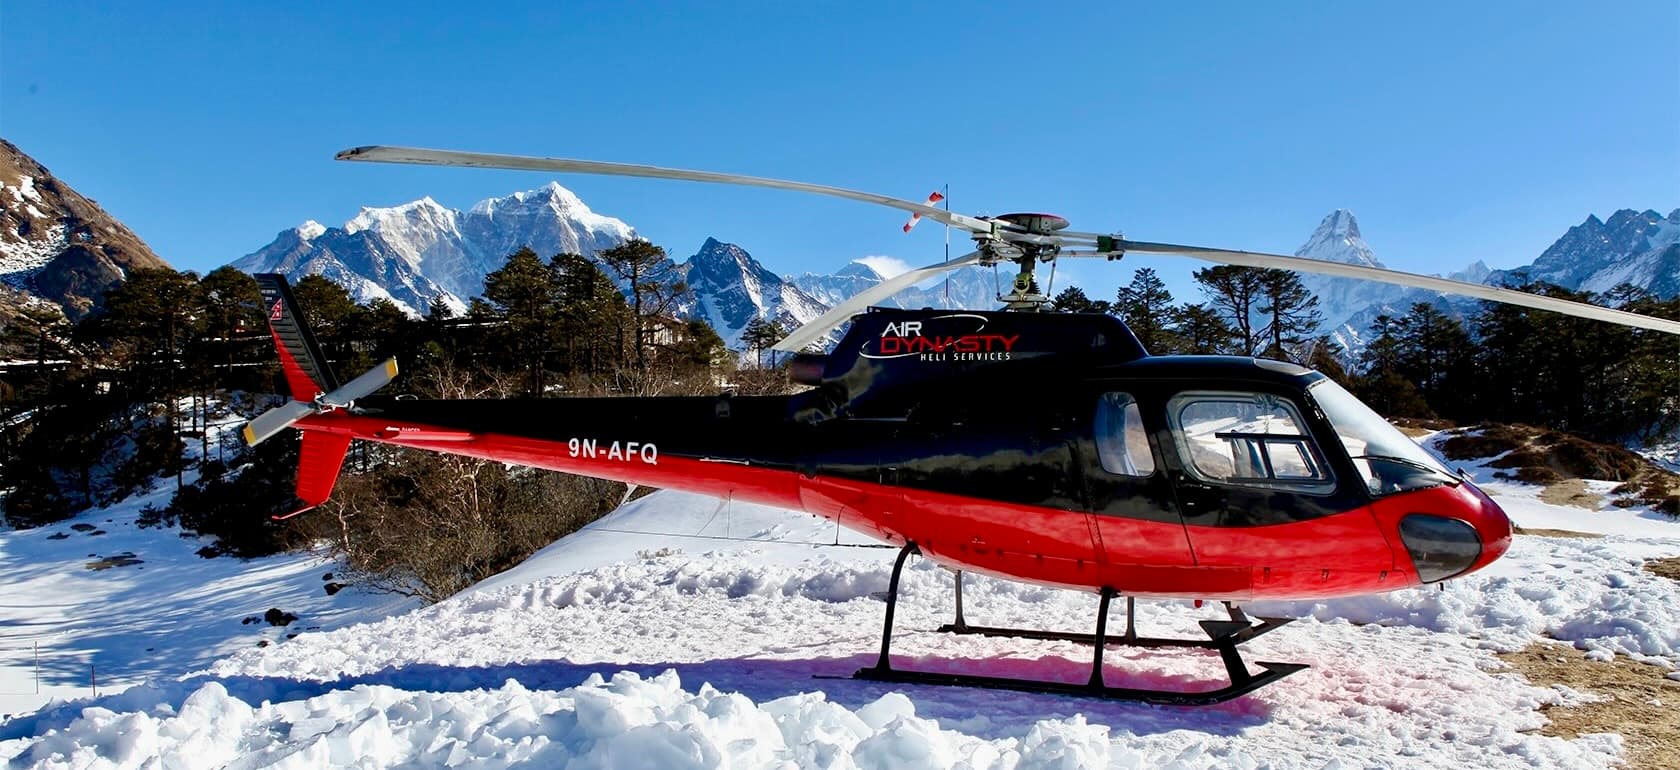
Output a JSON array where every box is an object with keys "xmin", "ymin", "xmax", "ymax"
[{"xmin": 1306, "ymin": 379, "xmax": 1459, "ymax": 497}]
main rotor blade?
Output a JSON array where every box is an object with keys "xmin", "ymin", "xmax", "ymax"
[
  {"xmin": 337, "ymin": 146, "xmax": 996, "ymax": 234},
  {"xmin": 773, "ymin": 250, "xmax": 983, "ymax": 353},
  {"xmin": 1118, "ymin": 240, "xmax": 1680, "ymax": 336}
]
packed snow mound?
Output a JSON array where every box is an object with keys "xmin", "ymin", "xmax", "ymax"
[{"xmin": 3, "ymin": 672, "xmax": 1122, "ymax": 770}]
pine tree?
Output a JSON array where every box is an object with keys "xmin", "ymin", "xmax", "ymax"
[
  {"xmin": 598, "ymin": 240, "xmax": 688, "ymax": 378},
  {"xmin": 197, "ymin": 267, "xmax": 265, "ymax": 391},
  {"xmin": 552, "ymin": 252, "xmax": 632, "ymax": 376},
  {"xmin": 1114, "ymin": 268, "xmax": 1179, "ymax": 353},
  {"xmin": 1305, "ymin": 335, "xmax": 1352, "ymax": 386},
  {"xmin": 1172, "ymin": 303, "xmax": 1240, "ymax": 354},
  {"xmin": 741, "ymin": 317, "xmax": 788, "ymax": 367},
  {"xmin": 1193, "ymin": 266, "xmax": 1266, "ymax": 354},
  {"xmin": 1256, "ymin": 269, "xmax": 1322, "ymax": 362},
  {"xmin": 1049, "ymin": 286, "xmax": 1111, "ymax": 314},
  {"xmin": 1353, "ymin": 314, "xmax": 1435, "ymax": 418},
  {"xmin": 95, "ymin": 268, "xmax": 207, "ymax": 491},
  {"xmin": 1391, "ymin": 303, "xmax": 1475, "ymax": 420},
  {"xmin": 482, "ymin": 247, "xmax": 563, "ymax": 396}
]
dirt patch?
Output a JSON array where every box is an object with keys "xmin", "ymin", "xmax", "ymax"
[
  {"xmin": 1540, "ymin": 479, "xmax": 1604, "ymax": 510},
  {"xmin": 1440, "ymin": 425, "xmax": 1530, "ymax": 461},
  {"xmin": 1514, "ymin": 526, "xmax": 1603, "ymax": 539},
  {"xmin": 1499, "ymin": 643, "xmax": 1680, "ymax": 770},
  {"xmin": 1645, "ymin": 556, "xmax": 1680, "ymax": 583},
  {"xmin": 1441, "ymin": 425, "xmax": 1679, "ymax": 516},
  {"xmin": 84, "ymin": 552, "xmax": 143, "ymax": 570},
  {"xmin": 1390, "ymin": 416, "xmax": 1456, "ymax": 434}
]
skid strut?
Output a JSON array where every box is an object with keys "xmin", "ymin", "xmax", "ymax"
[{"xmin": 851, "ymin": 543, "xmax": 1307, "ymax": 706}]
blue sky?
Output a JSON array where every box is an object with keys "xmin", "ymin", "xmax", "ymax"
[{"xmin": 2, "ymin": 2, "xmax": 1676, "ymax": 301}]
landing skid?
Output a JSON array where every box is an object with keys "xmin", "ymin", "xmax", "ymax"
[{"xmin": 848, "ymin": 543, "xmax": 1308, "ymax": 706}]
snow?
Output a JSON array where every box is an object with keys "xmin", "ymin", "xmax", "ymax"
[
  {"xmin": 7, "ymin": 175, "xmax": 42, "ymax": 204},
  {"xmin": 856, "ymin": 256, "xmax": 913, "ymax": 280},
  {"xmin": 0, "ymin": 405, "xmax": 413, "ymax": 722},
  {"xmin": 0, "ymin": 223, "xmax": 67, "ymax": 285},
  {"xmin": 4, "ymin": 448, "xmax": 1679, "ymax": 766}
]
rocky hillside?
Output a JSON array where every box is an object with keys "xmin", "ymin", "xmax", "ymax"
[
  {"xmin": 0, "ymin": 139, "xmax": 170, "ymax": 320},
  {"xmin": 1491, "ymin": 208, "xmax": 1680, "ymax": 298}
]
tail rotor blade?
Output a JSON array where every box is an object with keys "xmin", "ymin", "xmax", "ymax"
[
  {"xmin": 241, "ymin": 358, "xmax": 399, "ymax": 446},
  {"xmin": 242, "ymin": 400, "xmax": 316, "ymax": 447},
  {"xmin": 320, "ymin": 358, "xmax": 399, "ymax": 408},
  {"xmin": 773, "ymin": 250, "xmax": 982, "ymax": 353}
]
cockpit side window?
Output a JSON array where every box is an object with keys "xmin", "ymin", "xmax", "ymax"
[
  {"xmin": 1094, "ymin": 392, "xmax": 1155, "ymax": 477},
  {"xmin": 1167, "ymin": 391, "xmax": 1335, "ymax": 494}
]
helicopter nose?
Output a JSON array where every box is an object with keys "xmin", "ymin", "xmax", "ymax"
[
  {"xmin": 1395, "ymin": 483, "xmax": 1512, "ymax": 583},
  {"xmin": 1465, "ymin": 483, "xmax": 1514, "ymax": 568}
]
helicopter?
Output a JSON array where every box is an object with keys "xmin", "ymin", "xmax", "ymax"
[{"xmin": 242, "ymin": 146, "xmax": 1680, "ymax": 705}]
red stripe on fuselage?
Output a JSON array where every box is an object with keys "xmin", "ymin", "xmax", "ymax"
[{"xmin": 296, "ymin": 413, "xmax": 1505, "ymax": 601}]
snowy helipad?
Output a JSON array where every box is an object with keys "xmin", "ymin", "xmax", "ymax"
[{"xmin": 4, "ymin": 467, "xmax": 1679, "ymax": 767}]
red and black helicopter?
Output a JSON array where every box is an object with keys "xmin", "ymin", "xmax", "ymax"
[{"xmin": 243, "ymin": 147, "xmax": 1680, "ymax": 705}]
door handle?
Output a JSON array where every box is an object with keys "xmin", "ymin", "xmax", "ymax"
[{"xmin": 1172, "ymin": 471, "xmax": 1216, "ymax": 493}]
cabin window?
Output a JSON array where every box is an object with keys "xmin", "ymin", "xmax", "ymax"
[
  {"xmin": 1094, "ymin": 392, "xmax": 1155, "ymax": 477},
  {"xmin": 1167, "ymin": 391, "xmax": 1334, "ymax": 493}
]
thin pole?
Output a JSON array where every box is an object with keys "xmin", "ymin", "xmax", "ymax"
[
  {"xmin": 34, "ymin": 642, "xmax": 39, "ymax": 694},
  {"xmin": 943, "ymin": 184, "xmax": 951, "ymax": 305}
]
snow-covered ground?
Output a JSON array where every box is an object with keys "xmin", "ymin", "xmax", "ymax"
[
  {"xmin": 0, "ymin": 474, "xmax": 413, "ymax": 724},
  {"xmin": 0, "ymin": 403, "xmax": 413, "ymax": 721},
  {"xmin": 3, "ymin": 444, "xmax": 1679, "ymax": 767}
]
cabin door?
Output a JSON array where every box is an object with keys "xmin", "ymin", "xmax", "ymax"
[{"xmin": 1079, "ymin": 389, "xmax": 1197, "ymax": 567}]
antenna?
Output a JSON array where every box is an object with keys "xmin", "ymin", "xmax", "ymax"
[{"xmin": 943, "ymin": 184, "xmax": 951, "ymax": 305}]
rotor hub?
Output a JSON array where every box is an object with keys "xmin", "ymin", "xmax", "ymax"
[{"xmin": 996, "ymin": 212, "xmax": 1070, "ymax": 234}]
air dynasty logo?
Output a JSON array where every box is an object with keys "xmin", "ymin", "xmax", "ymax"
[{"xmin": 860, "ymin": 314, "xmax": 1020, "ymax": 362}]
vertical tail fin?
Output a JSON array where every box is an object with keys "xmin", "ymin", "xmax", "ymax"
[
  {"xmin": 246, "ymin": 274, "xmax": 395, "ymax": 518},
  {"xmin": 255, "ymin": 273, "xmax": 340, "ymax": 401}
]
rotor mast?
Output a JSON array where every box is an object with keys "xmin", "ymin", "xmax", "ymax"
[{"xmin": 983, "ymin": 213, "xmax": 1073, "ymax": 310}]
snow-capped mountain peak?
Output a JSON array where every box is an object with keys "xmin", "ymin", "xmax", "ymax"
[
  {"xmin": 1297, "ymin": 209, "xmax": 1380, "ymax": 268},
  {"xmin": 835, "ymin": 261, "xmax": 885, "ymax": 281},
  {"xmin": 470, "ymin": 181, "xmax": 591, "ymax": 218},
  {"xmin": 344, "ymin": 196, "xmax": 454, "ymax": 237},
  {"xmin": 235, "ymin": 183, "xmax": 638, "ymax": 314},
  {"xmin": 1490, "ymin": 207, "xmax": 1680, "ymax": 298}
]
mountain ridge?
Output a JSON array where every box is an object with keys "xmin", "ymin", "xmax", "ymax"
[
  {"xmin": 231, "ymin": 182, "xmax": 1676, "ymax": 358},
  {"xmin": 1295, "ymin": 207, "xmax": 1678, "ymax": 360},
  {"xmin": 232, "ymin": 184, "xmax": 1002, "ymax": 352},
  {"xmin": 0, "ymin": 139, "xmax": 172, "ymax": 320}
]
